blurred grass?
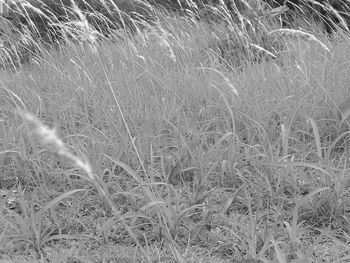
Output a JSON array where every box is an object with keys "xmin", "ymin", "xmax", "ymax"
[{"xmin": 0, "ymin": 0, "xmax": 350, "ymax": 262}]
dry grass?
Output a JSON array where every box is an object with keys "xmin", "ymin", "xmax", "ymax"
[{"xmin": 0, "ymin": 0, "xmax": 350, "ymax": 262}]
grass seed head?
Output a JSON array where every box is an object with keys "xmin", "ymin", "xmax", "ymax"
[{"xmin": 17, "ymin": 109, "xmax": 93, "ymax": 177}]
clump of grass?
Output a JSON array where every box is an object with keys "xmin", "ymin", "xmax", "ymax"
[
  {"xmin": 1, "ymin": 0, "xmax": 350, "ymax": 262},
  {"xmin": 0, "ymin": 0, "xmax": 156, "ymax": 69}
]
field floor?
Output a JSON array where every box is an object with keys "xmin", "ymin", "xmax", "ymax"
[{"xmin": 1, "ymin": 8, "xmax": 350, "ymax": 263}]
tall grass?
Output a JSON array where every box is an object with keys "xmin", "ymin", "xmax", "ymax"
[{"xmin": 0, "ymin": 0, "xmax": 350, "ymax": 262}]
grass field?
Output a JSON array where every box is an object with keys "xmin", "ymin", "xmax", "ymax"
[{"xmin": 0, "ymin": 0, "xmax": 350, "ymax": 262}]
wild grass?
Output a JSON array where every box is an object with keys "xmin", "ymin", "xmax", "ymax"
[{"xmin": 0, "ymin": 0, "xmax": 350, "ymax": 262}]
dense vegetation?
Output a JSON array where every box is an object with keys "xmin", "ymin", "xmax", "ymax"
[{"xmin": 0, "ymin": 0, "xmax": 350, "ymax": 262}]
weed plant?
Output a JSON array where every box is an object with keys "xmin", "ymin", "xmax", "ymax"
[{"xmin": 0, "ymin": 0, "xmax": 350, "ymax": 262}]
